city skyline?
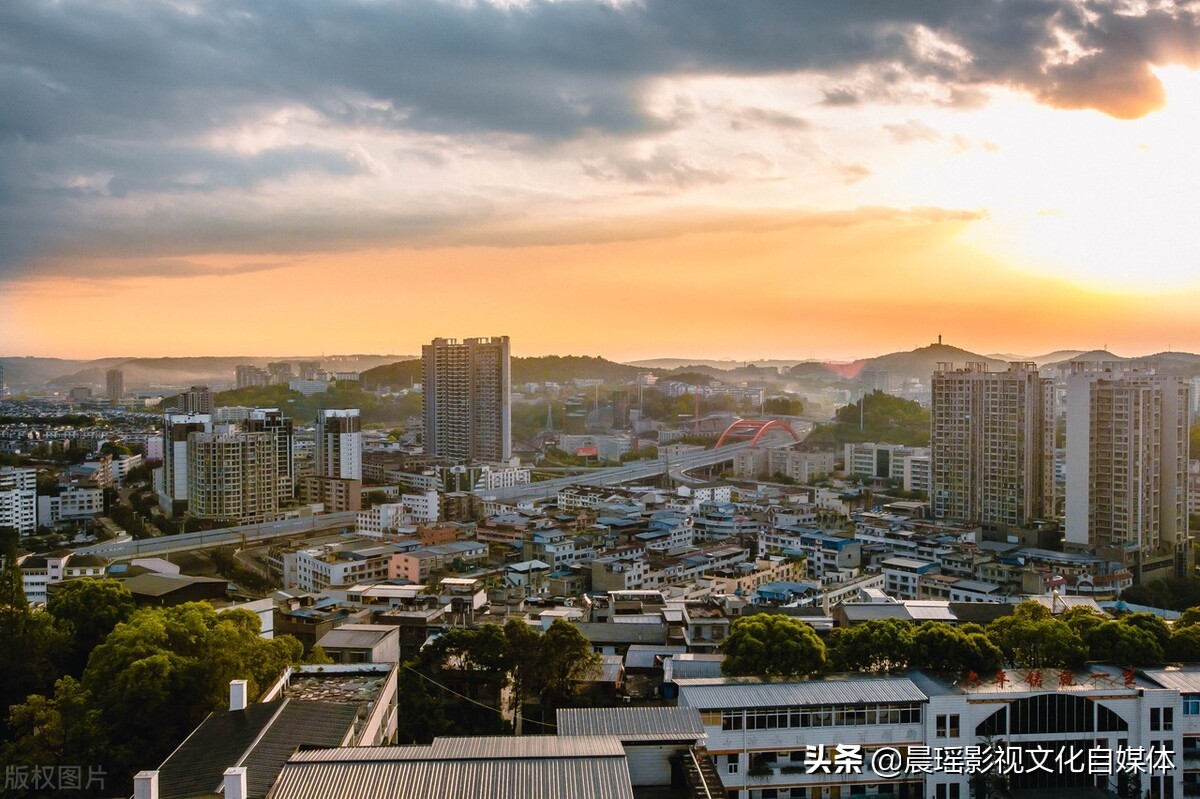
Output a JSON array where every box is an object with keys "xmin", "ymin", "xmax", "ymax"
[{"xmin": 3, "ymin": 2, "xmax": 1200, "ymax": 359}]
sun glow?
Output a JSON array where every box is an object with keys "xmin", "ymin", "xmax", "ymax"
[{"xmin": 957, "ymin": 67, "xmax": 1200, "ymax": 293}]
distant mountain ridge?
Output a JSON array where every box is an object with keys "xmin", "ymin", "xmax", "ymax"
[
  {"xmin": 0, "ymin": 355, "xmax": 413, "ymax": 390},
  {"xmin": 856, "ymin": 343, "xmax": 1008, "ymax": 382}
]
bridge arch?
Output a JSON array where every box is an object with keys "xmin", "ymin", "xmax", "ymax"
[{"xmin": 714, "ymin": 418, "xmax": 802, "ymax": 448}]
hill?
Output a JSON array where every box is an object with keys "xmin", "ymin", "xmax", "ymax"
[
  {"xmin": 986, "ymin": 350, "xmax": 1087, "ymax": 366},
  {"xmin": 362, "ymin": 355, "xmax": 650, "ymax": 391},
  {"xmin": 35, "ymin": 355, "xmax": 412, "ymax": 390},
  {"xmin": 1041, "ymin": 350, "xmax": 1200, "ymax": 378},
  {"xmin": 626, "ymin": 358, "xmax": 810, "ymax": 371},
  {"xmin": 209, "ymin": 383, "xmax": 420, "ymax": 425},
  {"xmin": 787, "ymin": 362, "xmax": 843, "ymax": 380},
  {"xmin": 803, "ymin": 391, "xmax": 932, "ymax": 450},
  {"xmin": 857, "ymin": 343, "xmax": 1008, "ymax": 383}
]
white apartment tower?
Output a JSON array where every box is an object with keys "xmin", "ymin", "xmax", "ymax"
[
  {"xmin": 0, "ymin": 466, "xmax": 37, "ymax": 535},
  {"xmin": 1065, "ymin": 365, "xmax": 1190, "ymax": 582},
  {"xmin": 422, "ymin": 336, "xmax": 511, "ymax": 462},
  {"xmin": 158, "ymin": 413, "xmax": 212, "ymax": 515},
  {"xmin": 316, "ymin": 409, "xmax": 362, "ymax": 480},
  {"xmin": 187, "ymin": 431, "xmax": 279, "ymax": 524},
  {"xmin": 930, "ymin": 362, "xmax": 1054, "ymax": 530}
]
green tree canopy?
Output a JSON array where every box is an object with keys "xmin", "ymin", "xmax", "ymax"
[
  {"xmin": 1168, "ymin": 625, "xmax": 1200, "ymax": 662},
  {"xmin": 721, "ymin": 614, "xmax": 826, "ymax": 678},
  {"xmin": 986, "ymin": 602, "xmax": 1087, "ymax": 669},
  {"xmin": 47, "ymin": 578, "xmax": 136, "ymax": 675},
  {"xmin": 1084, "ymin": 620, "xmax": 1164, "ymax": 666},
  {"xmin": 832, "ymin": 618, "xmax": 915, "ymax": 674},
  {"xmin": 911, "ymin": 621, "xmax": 1003, "ymax": 675},
  {"xmin": 80, "ymin": 603, "xmax": 303, "ymax": 779}
]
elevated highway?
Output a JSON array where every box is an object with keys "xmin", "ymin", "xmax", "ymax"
[{"xmin": 74, "ymin": 511, "xmax": 360, "ymax": 560}]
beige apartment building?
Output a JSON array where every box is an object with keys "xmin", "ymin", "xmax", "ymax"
[{"xmin": 930, "ymin": 362, "xmax": 1054, "ymax": 530}]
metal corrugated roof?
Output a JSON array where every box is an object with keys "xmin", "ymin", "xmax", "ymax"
[
  {"xmin": 624, "ymin": 645, "xmax": 687, "ymax": 670},
  {"xmin": 289, "ymin": 736, "xmax": 626, "ymax": 763},
  {"xmin": 1125, "ymin": 668, "xmax": 1200, "ymax": 694},
  {"xmin": 267, "ymin": 758, "xmax": 634, "ymax": 799},
  {"xmin": 557, "ymin": 707, "xmax": 706, "ymax": 742},
  {"xmin": 676, "ymin": 676, "xmax": 927, "ymax": 710},
  {"xmin": 429, "ymin": 735, "xmax": 625, "ymax": 759},
  {"xmin": 317, "ymin": 625, "xmax": 396, "ymax": 650},
  {"xmin": 289, "ymin": 747, "xmax": 436, "ymax": 763},
  {"xmin": 240, "ymin": 702, "xmax": 361, "ymax": 796}
]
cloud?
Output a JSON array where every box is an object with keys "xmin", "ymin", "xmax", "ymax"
[
  {"xmin": 2, "ymin": 0, "xmax": 1199, "ymax": 275},
  {"xmin": 885, "ymin": 119, "xmax": 942, "ymax": 144},
  {"xmin": 582, "ymin": 145, "xmax": 729, "ymax": 188}
]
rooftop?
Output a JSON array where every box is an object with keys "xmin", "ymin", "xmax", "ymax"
[
  {"xmin": 270, "ymin": 735, "xmax": 634, "ymax": 799},
  {"xmin": 676, "ymin": 675, "xmax": 927, "ymax": 710},
  {"xmin": 557, "ymin": 706, "xmax": 707, "ymax": 742}
]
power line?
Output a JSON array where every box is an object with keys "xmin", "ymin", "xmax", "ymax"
[{"xmin": 399, "ymin": 662, "xmax": 558, "ymax": 730}]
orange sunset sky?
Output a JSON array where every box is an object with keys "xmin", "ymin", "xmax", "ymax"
[{"xmin": 3, "ymin": 1, "xmax": 1200, "ymax": 361}]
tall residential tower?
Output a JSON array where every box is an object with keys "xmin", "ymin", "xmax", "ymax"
[
  {"xmin": 422, "ymin": 336, "xmax": 511, "ymax": 462},
  {"xmin": 930, "ymin": 362, "xmax": 1054, "ymax": 530},
  {"xmin": 315, "ymin": 409, "xmax": 362, "ymax": 480},
  {"xmin": 1065, "ymin": 366, "xmax": 1190, "ymax": 582}
]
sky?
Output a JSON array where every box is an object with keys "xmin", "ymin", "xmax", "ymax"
[{"xmin": 3, "ymin": 0, "xmax": 1200, "ymax": 362}]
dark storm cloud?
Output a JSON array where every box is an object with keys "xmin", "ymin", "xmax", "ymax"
[{"xmin": 2, "ymin": 0, "xmax": 1199, "ymax": 274}]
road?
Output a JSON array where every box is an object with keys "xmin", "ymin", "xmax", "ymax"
[
  {"xmin": 485, "ymin": 440, "xmax": 789, "ymax": 502},
  {"xmin": 74, "ymin": 511, "xmax": 360, "ymax": 560}
]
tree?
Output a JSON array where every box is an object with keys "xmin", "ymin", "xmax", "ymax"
[
  {"xmin": 78, "ymin": 603, "xmax": 305, "ymax": 783},
  {"xmin": 0, "ymin": 525, "xmax": 25, "ymax": 610},
  {"xmin": 1116, "ymin": 612, "xmax": 1171, "ymax": 651},
  {"xmin": 1085, "ymin": 620, "xmax": 1164, "ymax": 666},
  {"xmin": 1169, "ymin": 625, "xmax": 1200, "ymax": 662},
  {"xmin": 47, "ymin": 579, "xmax": 136, "ymax": 675},
  {"xmin": 539, "ymin": 619, "xmax": 601, "ymax": 706},
  {"xmin": 986, "ymin": 602, "xmax": 1087, "ymax": 669},
  {"xmin": 911, "ymin": 621, "xmax": 1002, "ymax": 675},
  {"xmin": 721, "ymin": 614, "xmax": 826, "ymax": 678},
  {"xmin": 1176, "ymin": 606, "xmax": 1200, "ymax": 629},
  {"xmin": 1060, "ymin": 606, "xmax": 1108, "ymax": 640},
  {"xmin": 2, "ymin": 676, "xmax": 108, "ymax": 772},
  {"xmin": 832, "ymin": 619, "xmax": 914, "ymax": 674}
]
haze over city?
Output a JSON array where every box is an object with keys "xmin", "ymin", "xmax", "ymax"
[{"xmin": 4, "ymin": 1, "xmax": 1200, "ymax": 359}]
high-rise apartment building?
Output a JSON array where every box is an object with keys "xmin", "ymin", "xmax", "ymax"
[
  {"xmin": 297, "ymin": 361, "xmax": 322, "ymax": 380},
  {"xmin": 1065, "ymin": 366, "xmax": 1190, "ymax": 582},
  {"xmin": 187, "ymin": 431, "xmax": 278, "ymax": 524},
  {"xmin": 180, "ymin": 385, "xmax": 213, "ymax": 414},
  {"xmin": 247, "ymin": 408, "xmax": 295, "ymax": 503},
  {"xmin": 316, "ymin": 409, "xmax": 362, "ymax": 480},
  {"xmin": 930, "ymin": 362, "xmax": 1054, "ymax": 530},
  {"xmin": 422, "ymin": 336, "xmax": 511, "ymax": 462},
  {"xmin": 0, "ymin": 466, "xmax": 37, "ymax": 535},
  {"xmin": 267, "ymin": 362, "xmax": 294, "ymax": 383},
  {"xmin": 236, "ymin": 365, "xmax": 271, "ymax": 389},
  {"xmin": 158, "ymin": 413, "xmax": 212, "ymax": 515},
  {"xmin": 106, "ymin": 368, "xmax": 124, "ymax": 403}
]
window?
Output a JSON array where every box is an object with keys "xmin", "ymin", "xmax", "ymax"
[
  {"xmin": 936, "ymin": 714, "xmax": 960, "ymax": 738},
  {"xmin": 1184, "ymin": 697, "xmax": 1200, "ymax": 715},
  {"xmin": 726, "ymin": 758, "xmax": 739, "ymax": 776},
  {"xmin": 1163, "ymin": 708, "xmax": 1174, "ymax": 731},
  {"xmin": 1152, "ymin": 708, "xmax": 1161, "ymax": 731}
]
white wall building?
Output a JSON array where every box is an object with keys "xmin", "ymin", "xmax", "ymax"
[
  {"xmin": 680, "ymin": 666, "xmax": 1182, "ymax": 799},
  {"xmin": 38, "ymin": 486, "xmax": 104, "ymax": 525},
  {"xmin": 0, "ymin": 466, "xmax": 37, "ymax": 535},
  {"xmin": 316, "ymin": 409, "xmax": 362, "ymax": 481}
]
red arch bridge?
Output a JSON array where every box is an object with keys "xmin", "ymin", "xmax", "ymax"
[{"xmin": 714, "ymin": 418, "xmax": 802, "ymax": 448}]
